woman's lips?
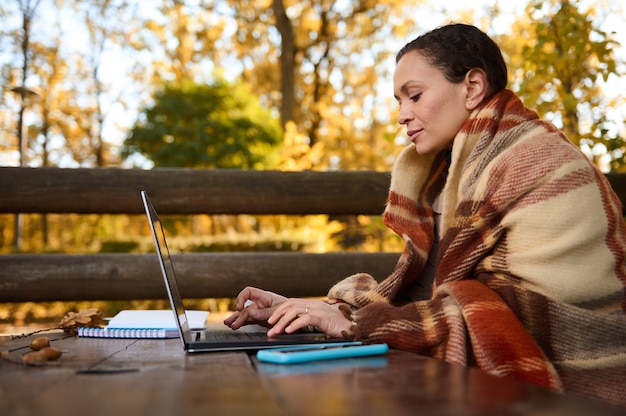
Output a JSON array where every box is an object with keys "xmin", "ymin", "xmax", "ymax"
[{"xmin": 407, "ymin": 129, "xmax": 422, "ymax": 143}]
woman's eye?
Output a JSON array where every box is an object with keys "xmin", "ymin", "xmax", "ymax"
[{"xmin": 410, "ymin": 93, "xmax": 421, "ymax": 102}]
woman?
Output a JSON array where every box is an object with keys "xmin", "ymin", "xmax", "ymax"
[{"xmin": 225, "ymin": 23, "xmax": 626, "ymax": 407}]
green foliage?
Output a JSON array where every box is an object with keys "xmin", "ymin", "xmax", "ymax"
[
  {"xmin": 187, "ymin": 240, "xmax": 303, "ymax": 253},
  {"xmin": 99, "ymin": 240, "xmax": 140, "ymax": 253},
  {"xmin": 122, "ymin": 78, "xmax": 283, "ymax": 169},
  {"xmin": 511, "ymin": 0, "xmax": 624, "ymax": 169},
  {"xmin": 225, "ymin": 0, "xmax": 409, "ymax": 170}
]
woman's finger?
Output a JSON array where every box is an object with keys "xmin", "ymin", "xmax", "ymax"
[{"xmin": 267, "ymin": 301, "xmax": 313, "ymax": 336}]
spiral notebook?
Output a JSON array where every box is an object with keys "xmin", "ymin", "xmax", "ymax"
[
  {"xmin": 78, "ymin": 327, "xmax": 178, "ymax": 339},
  {"xmin": 78, "ymin": 310, "xmax": 209, "ymax": 339}
]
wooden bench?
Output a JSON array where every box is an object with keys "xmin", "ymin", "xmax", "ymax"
[{"xmin": 2, "ymin": 167, "xmax": 626, "ymax": 303}]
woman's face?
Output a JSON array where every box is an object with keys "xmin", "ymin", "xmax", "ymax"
[{"xmin": 393, "ymin": 51, "xmax": 472, "ymax": 155}]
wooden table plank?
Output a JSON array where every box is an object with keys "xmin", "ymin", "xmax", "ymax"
[
  {"xmin": 254, "ymin": 350, "xmax": 625, "ymax": 416},
  {"xmin": 0, "ymin": 331, "xmax": 281, "ymax": 415},
  {"xmin": 1, "ymin": 331, "xmax": 623, "ymax": 416}
]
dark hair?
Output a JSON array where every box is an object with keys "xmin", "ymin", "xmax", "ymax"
[{"xmin": 396, "ymin": 23, "xmax": 508, "ymax": 98}]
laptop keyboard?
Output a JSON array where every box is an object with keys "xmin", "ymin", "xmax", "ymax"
[{"xmin": 199, "ymin": 330, "xmax": 268, "ymax": 342}]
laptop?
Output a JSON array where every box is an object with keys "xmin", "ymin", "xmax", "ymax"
[{"xmin": 140, "ymin": 190, "xmax": 346, "ymax": 353}]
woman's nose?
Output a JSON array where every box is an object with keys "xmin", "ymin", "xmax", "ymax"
[{"xmin": 398, "ymin": 107, "xmax": 413, "ymax": 125}]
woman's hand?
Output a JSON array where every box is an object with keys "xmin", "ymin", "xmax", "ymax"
[
  {"xmin": 224, "ymin": 287, "xmax": 287, "ymax": 329},
  {"xmin": 266, "ymin": 299, "xmax": 354, "ymax": 339}
]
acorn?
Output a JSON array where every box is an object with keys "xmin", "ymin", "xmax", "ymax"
[
  {"xmin": 21, "ymin": 351, "xmax": 48, "ymax": 364},
  {"xmin": 28, "ymin": 337, "xmax": 51, "ymax": 351},
  {"xmin": 38, "ymin": 347, "xmax": 62, "ymax": 360}
]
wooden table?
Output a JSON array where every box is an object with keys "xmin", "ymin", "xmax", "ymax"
[{"xmin": 1, "ymin": 330, "xmax": 623, "ymax": 416}]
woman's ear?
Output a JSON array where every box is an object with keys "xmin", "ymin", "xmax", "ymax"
[{"xmin": 464, "ymin": 68, "xmax": 488, "ymax": 111}]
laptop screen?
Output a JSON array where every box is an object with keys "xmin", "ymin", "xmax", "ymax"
[{"xmin": 141, "ymin": 191, "xmax": 192, "ymax": 347}]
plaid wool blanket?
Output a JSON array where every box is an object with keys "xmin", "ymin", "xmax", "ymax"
[{"xmin": 328, "ymin": 90, "xmax": 626, "ymax": 407}]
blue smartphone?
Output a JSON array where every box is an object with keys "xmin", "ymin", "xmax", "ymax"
[{"xmin": 256, "ymin": 342, "xmax": 389, "ymax": 364}]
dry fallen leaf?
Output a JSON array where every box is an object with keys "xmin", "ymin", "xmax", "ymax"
[
  {"xmin": 1, "ymin": 309, "xmax": 102, "ymax": 366},
  {"xmin": 59, "ymin": 308, "xmax": 103, "ymax": 334}
]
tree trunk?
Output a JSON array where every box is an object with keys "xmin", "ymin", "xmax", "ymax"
[{"xmin": 272, "ymin": 0, "xmax": 295, "ymax": 128}]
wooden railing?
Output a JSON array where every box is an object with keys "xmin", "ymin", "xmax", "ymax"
[
  {"xmin": 0, "ymin": 167, "xmax": 397, "ymax": 302},
  {"xmin": 2, "ymin": 167, "xmax": 626, "ymax": 303}
]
